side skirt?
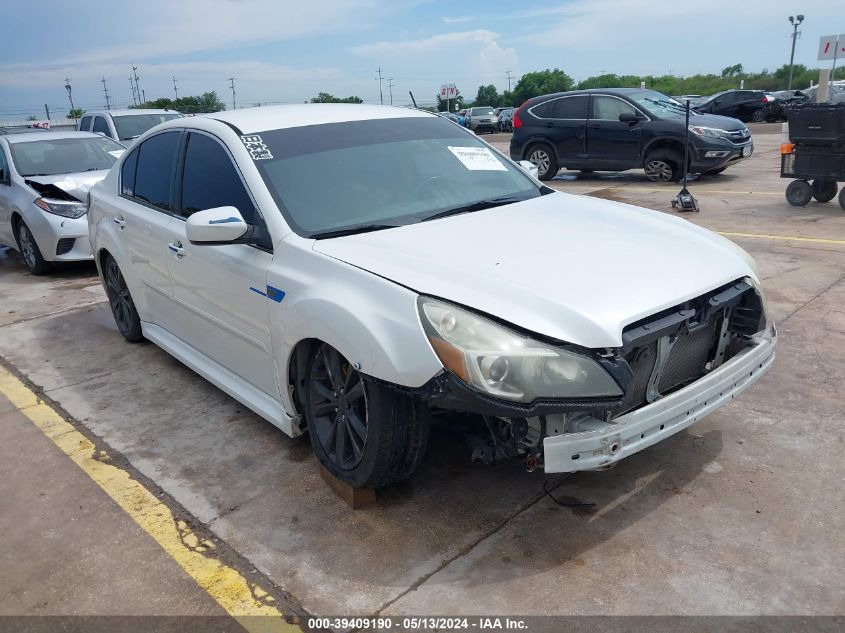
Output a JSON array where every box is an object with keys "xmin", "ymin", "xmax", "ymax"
[{"xmin": 141, "ymin": 322, "xmax": 296, "ymax": 437}]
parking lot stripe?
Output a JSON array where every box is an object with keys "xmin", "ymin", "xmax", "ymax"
[
  {"xmin": 718, "ymin": 231, "xmax": 845, "ymax": 245},
  {"xmin": 0, "ymin": 366, "xmax": 298, "ymax": 633}
]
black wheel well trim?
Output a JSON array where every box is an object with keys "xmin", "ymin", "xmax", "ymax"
[
  {"xmin": 523, "ymin": 138, "xmax": 558, "ymax": 161},
  {"xmin": 643, "ymin": 138, "xmax": 686, "ymax": 162}
]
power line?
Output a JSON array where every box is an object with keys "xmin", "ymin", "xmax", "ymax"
[
  {"xmin": 173, "ymin": 76, "xmax": 179, "ymax": 100},
  {"xmin": 132, "ymin": 65, "xmax": 142, "ymax": 106},
  {"xmin": 387, "ymin": 77, "xmax": 395, "ymax": 105},
  {"xmin": 101, "ymin": 77, "xmax": 112, "ymax": 110},
  {"xmin": 376, "ymin": 67, "xmax": 384, "ymax": 105},
  {"xmin": 228, "ymin": 77, "xmax": 237, "ymax": 110},
  {"xmin": 129, "ymin": 76, "xmax": 138, "ymax": 106}
]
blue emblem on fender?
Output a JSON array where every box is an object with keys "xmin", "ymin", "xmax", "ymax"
[{"xmin": 250, "ymin": 285, "xmax": 285, "ymax": 302}]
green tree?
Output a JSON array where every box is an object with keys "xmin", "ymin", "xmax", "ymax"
[
  {"xmin": 26, "ymin": 114, "xmax": 38, "ymax": 121},
  {"xmin": 310, "ymin": 92, "xmax": 364, "ymax": 104},
  {"xmin": 473, "ymin": 84, "xmax": 500, "ymax": 107},
  {"xmin": 129, "ymin": 91, "xmax": 225, "ymax": 114},
  {"xmin": 68, "ymin": 108, "xmax": 85, "ymax": 119},
  {"xmin": 577, "ymin": 73, "xmax": 625, "ymax": 90},
  {"xmin": 510, "ymin": 69, "xmax": 573, "ymax": 106},
  {"xmin": 721, "ymin": 63, "xmax": 744, "ymax": 78}
]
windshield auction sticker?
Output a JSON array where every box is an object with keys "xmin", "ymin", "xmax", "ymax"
[
  {"xmin": 241, "ymin": 135, "xmax": 273, "ymax": 160},
  {"xmin": 447, "ymin": 146, "xmax": 507, "ymax": 171}
]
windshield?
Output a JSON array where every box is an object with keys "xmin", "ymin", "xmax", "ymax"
[
  {"xmin": 250, "ymin": 116, "xmax": 540, "ymax": 237},
  {"xmin": 471, "ymin": 107, "xmax": 495, "ymax": 115},
  {"xmin": 10, "ymin": 136, "xmax": 124, "ymax": 177},
  {"xmin": 627, "ymin": 90, "xmax": 690, "ymax": 117},
  {"xmin": 113, "ymin": 113, "xmax": 182, "ymax": 141}
]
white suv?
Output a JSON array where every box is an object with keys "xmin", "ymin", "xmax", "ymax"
[
  {"xmin": 78, "ymin": 109, "xmax": 183, "ymax": 146},
  {"xmin": 88, "ymin": 105, "xmax": 776, "ymax": 488}
]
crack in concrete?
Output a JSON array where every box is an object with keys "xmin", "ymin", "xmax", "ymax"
[
  {"xmin": 780, "ymin": 271, "xmax": 845, "ymax": 326},
  {"xmin": 0, "ymin": 301, "xmax": 104, "ymax": 328},
  {"xmin": 371, "ymin": 473, "xmax": 573, "ymax": 617}
]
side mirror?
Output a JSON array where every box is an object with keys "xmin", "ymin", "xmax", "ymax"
[
  {"xmin": 185, "ymin": 206, "xmax": 249, "ymax": 244},
  {"xmin": 519, "ymin": 160, "xmax": 539, "ymax": 179},
  {"xmin": 619, "ymin": 112, "xmax": 641, "ymax": 123}
]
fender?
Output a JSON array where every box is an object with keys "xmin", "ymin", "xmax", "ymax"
[{"xmin": 267, "ymin": 239, "xmax": 443, "ymax": 414}]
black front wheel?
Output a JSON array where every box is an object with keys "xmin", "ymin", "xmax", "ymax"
[
  {"xmin": 15, "ymin": 220, "xmax": 48, "ymax": 275},
  {"xmin": 811, "ymin": 179, "xmax": 838, "ymax": 203},
  {"xmin": 526, "ymin": 143, "xmax": 558, "ymax": 181},
  {"xmin": 104, "ymin": 254, "xmax": 143, "ymax": 342},
  {"xmin": 305, "ymin": 342, "xmax": 429, "ymax": 488},
  {"xmin": 785, "ymin": 180, "xmax": 812, "ymax": 207}
]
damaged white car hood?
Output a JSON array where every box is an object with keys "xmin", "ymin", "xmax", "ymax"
[
  {"xmin": 313, "ymin": 191, "xmax": 758, "ymax": 349},
  {"xmin": 25, "ymin": 170, "xmax": 110, "ymax": 201}
]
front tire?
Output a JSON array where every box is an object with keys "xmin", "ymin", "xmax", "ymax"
[
  {"xmin": 643, "ymin": 151, "xmax": 682, "ymax": 183},
  {"xmin": 15, "ymin": 220, "xmax": 48, "ymax": 275},
  {"xmin": 305, "ymin": 343, "xmax": 430, "ymax": 488},
  {"xmin": 811, "ymin": 179, "xmax": 838, "ymax": 203},
  {"xmin": 526, "ymin": 143, "xmax": 558, "ymax": 181},
  {"xmin": 103, "ymin": 254, "xmax": 143, "ymax": 342},
  {"xmin": 785, "ymin": 180, "xmax": 812, "ymax": 207}
]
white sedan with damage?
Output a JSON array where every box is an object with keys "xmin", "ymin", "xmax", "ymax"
[{"xmin": 87, "ymin": 104, "xmax": 776, "ymax": 488}]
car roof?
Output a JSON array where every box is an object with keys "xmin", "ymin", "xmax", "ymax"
[
  {"xmin": 85, "ymin": 108, "xmax": 181, "ymax": 117},
  {"xmin": 195, "ymin": 104, "xmax": 433, "ymax": 134},
  {"xmin": 3, "ymin": 130, "xmax": 108, "ymax": 144},
  {"xmin": 528, "ymin": 87, "xmax": 655, "ymax": 103},
  {"xmin": 0, "ymin": 126, "xmax": 52, "ymax": 135}
]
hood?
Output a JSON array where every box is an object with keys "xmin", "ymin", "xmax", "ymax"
[
  {"xmin": 688, "ymin": 112, "xmax": 747, "ymax": 130},
  {"xmin": 25, "ymin": 170, "xmax": 110, "ymax": 202},
  {"xmin": 313, "ymin": 192, "xmax": 757, "ymax": 348}
]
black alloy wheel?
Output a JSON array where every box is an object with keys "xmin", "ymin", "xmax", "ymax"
[
  {"xmin": 104, "ymin": 255, "xmax": 143, "ymax": 342},
  {"xmin": 307, "ymin": 343, "xmax": 369, "ymax": 471}
]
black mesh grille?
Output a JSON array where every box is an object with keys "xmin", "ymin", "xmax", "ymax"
[
  {"xmin": 617, "ymin": 343, "xmax": 657, "ymax": 414},
  {"xmin": 55, "ymin": 238, "xmax": 75, "ymax": 256},
  {"xmin": 658, "ymin": 321, "xmax": 718, "ymax": 394}
]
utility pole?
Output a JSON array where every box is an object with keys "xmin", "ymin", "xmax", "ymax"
[
  {"xmin": 64, "ymin": 77, "xmax": 75, "ymax": 112},
  {"xmin": 506, "ymin": 69, "xmax": 514, "ymax": 92},
  {"xmin": 228, "ymin": 77, "xmax": 237, "ymax": 110},
  {"xmin": 132, "ymin": 65, "xmax": 142, "ymax": 105},
  {"xmin": 376, "ymin": 67, "xmax": 384, "ymax": 105},
  {"xmin": 787, "ymin": 14, "xmax": 805, "ymax": 90},
  {"xmin": 44, "ymin": 104, "xmax": 50, "ymax": 120},
  {"xmin": 129, "ymin": 76, "xmax": 138, "ymax": 106},
  {"xmin": 387, "ymin": 77, "xmax": 395, "ymax": 105},
  {"xmin": 172, "ymin": 76, "xmax": 179, "ymax": 100},
  {"xmin": 142, "ymin": 89, "xmax": 146, "ymax": 106},
  {"xmin": 101, "ymin": 77, "xmax": 112, "ymax": 110}
]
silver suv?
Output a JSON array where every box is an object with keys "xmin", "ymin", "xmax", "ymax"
[
  {"xmin": 78, "ymin": 109, "xmax": 183, "ymax": 146},
  {"xmin": 464, "ymin": 107, "xmax": 498, "ymax": 134}
]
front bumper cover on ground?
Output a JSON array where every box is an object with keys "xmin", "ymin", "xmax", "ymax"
[{"xmin": 543, "ymin": 324, "xmax": 776, "ymax": 473}]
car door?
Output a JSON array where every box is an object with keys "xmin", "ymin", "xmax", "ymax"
[
  {"xmin": 114, "ymin": 130, "xmax": 182, "ymax": 324},
  {"xmin": 586, "ymin": 95, "xmax": 643, "ymax": 168},
  {"xmin": 92, "ymin": 116, "xmax": 113, "ymax": 139},
  {"xmin": 164, "ymin": 130, "xmax": 277, "ymax": 397},
  {"xmin": 530, "ymin": 95, "xmax": 588, "ymax": 165},
  {"xmin": 0, "ymin": 141, "xmax": 15, "ymax": 245}
]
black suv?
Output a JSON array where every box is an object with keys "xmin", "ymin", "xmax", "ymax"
[
  {"xmin": 510, "ymin": 88, "xmax": 753, "ymax": 181},
  {"xmin": 693, "ymin": 90, "xmax": 767, "ymax": 122}
]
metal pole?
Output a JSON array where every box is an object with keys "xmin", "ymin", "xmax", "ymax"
[
  {"xmin": 129, "ymin": 77, "xmax": 138, "ymax": 106},
  {"xmin": 132, "ymin": 66, "xmax": 142, "ymax": 106},
  {"xmin": 377, "ymin": 67, "xmax": 384, "ymax": 105},
  {"xmin": 44, "ymin": 104, "xmax": 50, "ymax": 120},
  {"xmin": 228, "ymin": 78, "xmax": 236, "ymax": 110},
  {"xmin": 683, "ymin": 101, "xmax": 690, "ymax": 189},
  {"xmin": 787, "ymin": 21, "xmax": 798, "ymax": 89},
  {"xmin": 64, "ymin": 78, "xmax": 75, "ymax": 111},
  {"xmin": 173, "ymin": 76, "xmax": 179, "ymax": 100},
  {"xmin": 387, "ymin": 77, "xmax": 394, "ymax": 106}
]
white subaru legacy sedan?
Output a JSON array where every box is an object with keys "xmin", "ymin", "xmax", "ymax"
[{"xmin": 88, "ymin": 105, "xmax": 775, "ymax": 488}]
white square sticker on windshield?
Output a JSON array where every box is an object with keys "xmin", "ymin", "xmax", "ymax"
[{"xmin": 447, "ymin": 146, "xmax": 507, "ymax": 171}]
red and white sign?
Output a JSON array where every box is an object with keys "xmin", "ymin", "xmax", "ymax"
[
  {"xmin": 28, "ymin": 120, "xmax": 50, "ymax": 129},
  {"xmin": 818, "ymin": 34, "xmax": 845, "ymax": 60},
  {"xmin": 440, "ymin": 83, "xmax": 457, "ymax": 99}
]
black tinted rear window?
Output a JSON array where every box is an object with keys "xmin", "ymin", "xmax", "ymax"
[
  {"xmin": 553, "ymin": 96, "xmax": 589, "ymax": 119},
  {"xmin": 134, "ymin": 131, "xmax": 181, "ymax": 210}
]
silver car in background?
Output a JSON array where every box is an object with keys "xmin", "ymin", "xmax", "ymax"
[
  {"xmin": 0, "ymin": 131, "xmax": 125, "ymax": 274},
  {"xmin": 78, "ymin": 109, "xmax": 183, "ymax": 146},
  {"xmin": 465, "ymin": 106, "xmax": 498, "ymax": 134}
]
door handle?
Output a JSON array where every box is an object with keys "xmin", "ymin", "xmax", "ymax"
[
  {"xmin": 168, "ymin": 241, "xmax": 186, "ymax": 259},
  {"xmin": 113, "ymin": 216, "xmax": 126, "ymax": 229}
]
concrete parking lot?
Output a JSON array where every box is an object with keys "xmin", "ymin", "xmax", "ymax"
[{"xmin": 1, "ymin": 124, "xmax": 843, "ymax": 625}]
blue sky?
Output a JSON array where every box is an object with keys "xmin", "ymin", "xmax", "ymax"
[{"xmin": 0, "ymin": 0, "xmax": 838, "ymax": 119}]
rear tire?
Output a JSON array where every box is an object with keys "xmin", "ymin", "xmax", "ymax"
[
  {"xmin": 526, "ymin": 143, "xmax": 558, "ymax": 181},
  {"xmin": 839, "ymin": 186, "xmax": 845, "ymax": 210},
  {"xmin": 15, "ymin": 220, "xmax": 48, "ymax": 275},
  {"xmin": 785, "ymin": 180, "xmax": 812, "ymax": 207},
  {"xmin": 305, "ymin": 342, "xmax": 430, "ymax": 489},
  {"xmin": 811, "ymin": 179, "xmax": 838, "ymax": 203},
  {"xmin": 751, "ymin": 109, "xmax": 765, "ymax": 122},
  {"xmin": 103, "ymin": 254, "xmax": 143, "ymax": 342},
  {"xmin": 643, "ymin": 151, "xmax": 682, "ymax": 183}
]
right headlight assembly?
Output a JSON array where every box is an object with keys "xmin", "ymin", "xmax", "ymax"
[{"xmin": 418, "ymin": 297, "xmax": 623, "ymax": 403}]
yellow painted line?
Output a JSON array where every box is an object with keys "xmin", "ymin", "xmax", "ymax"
[
  {"xmin": 596, "ymin": 187, "xmax": 785, "ymax": 196},
  {"xmin": 0, "ymin": 366, "xmax": 298, "ymax": 633},
  {"xmin": 718, "ymin": 231, "xmax": 845, "ymax": 246}
]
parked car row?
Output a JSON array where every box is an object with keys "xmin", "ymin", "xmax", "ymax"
[{"xmin": 0, "ymin": 103, "xmax": 775, "ymax": 489}]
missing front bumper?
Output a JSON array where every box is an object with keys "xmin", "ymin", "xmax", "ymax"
[{"xmin": 543, "ymin": 324, "xmax": 776, "ymax": 473}]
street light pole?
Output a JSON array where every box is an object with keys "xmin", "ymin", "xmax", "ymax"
[{"xmin": 787, "ymin": 14, "xmax": 804, "ymax": 90}]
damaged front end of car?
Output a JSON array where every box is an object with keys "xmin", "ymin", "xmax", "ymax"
[{"xmin": 413, "ymin": 278, "xmax": 775, "ymax": 473}]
